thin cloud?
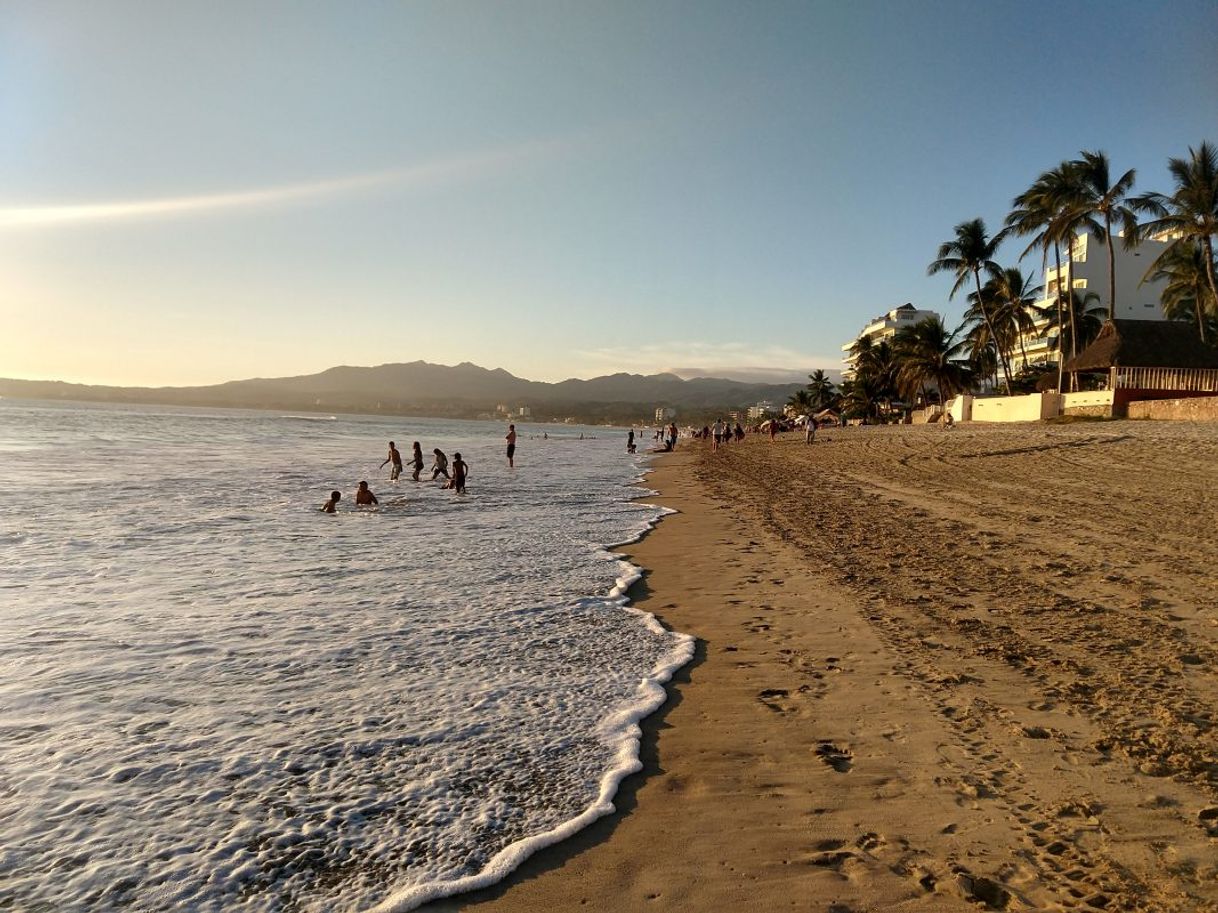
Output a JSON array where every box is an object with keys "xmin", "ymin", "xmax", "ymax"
[{"xmin": 0, "ymin": 135, "xmax": 582, "ymax": 230}]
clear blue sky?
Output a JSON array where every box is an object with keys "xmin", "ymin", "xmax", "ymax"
[{"xmin": 2, "ymin": 0, "xmax": 1214, "ymax": 386}]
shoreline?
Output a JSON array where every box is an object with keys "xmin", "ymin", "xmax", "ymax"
[{"xmin": 426, "ymin": 422, "xmax": 1218, "ymax": 912}]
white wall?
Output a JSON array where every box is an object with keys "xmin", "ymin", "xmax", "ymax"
[
  {"xmin": 970, "ymin": 393, "xmax": 1059, "ymax": 423},
  {"xmin": 1060, "ymin": 390, "xmax": 1114, "ymax": 410}
]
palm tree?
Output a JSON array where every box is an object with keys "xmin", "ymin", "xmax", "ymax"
[
  {"xmin": 988, "ymin": 267, "xmax": 1043, "ymax": 372},
  {"xmin": 1002, "ymin": 163, "xmax": 1084, "ymax": 390},
  {"xmin": 1145, "ymin": 239, "xmax": 1218, "ymax": 339},
  {"xmin": 844, "ymin": 337, "xmax": 898, "ymax": 421},
  {"xmin": 806, "ymin": 369, "xmax": 836, "ymax": 409},
  {"xmin": 1133, "ymin": 141, "xmax": 1218, "ymax": 343},
  {"xmin": 892, "ymin": 316, "xmax": 973, "ymax": 406},
  {"xmin": 963, "ymin": 281, "xmax": 1012, "ymax": 387},
  {"xmin": 927, "ymin": 218, "xmax": 1012, "ymax": 394},
  {"xmin": 787, "ymin": 388, "xmax": 813, "ymax": 413},
  {"xmin": 1038, "ymin": 288, "xmax": 1105, "ymax": 363},
  {"xmin": 1071, "ymin": 150, "xmax": 1139, "ymax": 321}
]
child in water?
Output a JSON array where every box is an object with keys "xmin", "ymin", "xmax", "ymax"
[
  {"xmin": 321, "ymin": 490, "xmax": 341, "ymax": 513},
  {"xmin": 355, "ymin": 480, "xmax": 378, "ymax": 506}
]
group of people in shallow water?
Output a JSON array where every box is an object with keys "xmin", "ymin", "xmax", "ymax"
[
  {"xmin": 322, "ymin": 423, "xmax": 520, "ymax": 512},
  {"xmin": 626, "ymin": 422, "xmax": 679, "ymax": 454}
]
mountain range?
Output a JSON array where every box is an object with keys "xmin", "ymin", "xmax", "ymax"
[{"xmin": 0, "ymin": 361, "xmax": 818, "ymax": 422}]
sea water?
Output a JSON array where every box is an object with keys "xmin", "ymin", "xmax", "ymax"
[{"xmin": 0, "ymin": 400, "xmax": 692, "ymax": 912}]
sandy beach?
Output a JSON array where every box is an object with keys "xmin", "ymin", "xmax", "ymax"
[{"xmin": 430, "ymin": 420, "xmax": 1218, "ymax": 913}]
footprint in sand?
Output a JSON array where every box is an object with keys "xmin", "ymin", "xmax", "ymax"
[{"xmin": 816, "ymin": 741, "xmax": 854, "ymax": 773}]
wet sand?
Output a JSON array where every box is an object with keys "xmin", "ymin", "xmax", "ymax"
[{"xmin": 428, "ymin": 421, "xmax": 1218, "ymax": 912}]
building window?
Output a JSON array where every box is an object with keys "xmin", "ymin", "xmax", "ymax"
[{"xmin": 1073, "ymin": 279, "xmax": 1087, "ymax": 289}]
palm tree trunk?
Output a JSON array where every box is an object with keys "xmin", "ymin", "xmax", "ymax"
[
  {"xmin": 1065, "ymin": 247, "xmax": 1079, "ymax": 392},
  {"xmin": 1053, "ymin": 244, "xmax": 1066, "ymax": 393},
  {"xmin": 1200, "ymin": 235, "xmax": 1217, "ymax": 345},
  {"xmin": 1105, "ymin": 213, "xmax": 1117, "ymax": 321},
  {"xmin": 975, "ymin": 269, "xmax": 1013, "ymax": 394}
]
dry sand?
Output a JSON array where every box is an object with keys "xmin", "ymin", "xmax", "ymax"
[{"xmin": 428, "ymin": 420, "xmax": 1218, "ymax": 912}]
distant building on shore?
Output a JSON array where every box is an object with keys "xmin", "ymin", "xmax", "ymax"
[
  {"xmin": 654, "ymin": 406, "xmax": 676, "ymax": 423},
  {"xmin": 841, "ymin": 303, "xmax": 941, "ymax": 376},
  {"xmin": 747, "ymin": 401, "xmax": 776, "ymax": 420},
  {"xmin": 1013, "ymin": 228, "xmax": 1173, "ymax": 375},
  {"xmin": 518, "ymin": 405, "xmax": 532, "ymax": 418}
]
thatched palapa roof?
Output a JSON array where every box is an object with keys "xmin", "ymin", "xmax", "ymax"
[{"xmin": 1063, "ymin": 320, "xmax": 1218, "ymax": 373}]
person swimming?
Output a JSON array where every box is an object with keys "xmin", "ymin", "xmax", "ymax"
[
  {"xmin": 321, "ymin": 490, "xmax": 341, "ymax": 513},
  {"xmin": 355, "ymin": 480, "xmax": 378, "ymax": 506}
]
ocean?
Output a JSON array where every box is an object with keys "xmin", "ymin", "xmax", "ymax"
[{"xmin": 0, "ymin": 399, "xmax": 693, "ymax": 912}]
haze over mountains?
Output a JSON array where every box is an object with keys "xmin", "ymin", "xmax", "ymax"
[{"xmin": 0, "ymin": 361, "xmax": 826, "ymax": 423}]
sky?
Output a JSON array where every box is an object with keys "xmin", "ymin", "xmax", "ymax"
[{"xmin": 1, "ymin": 0, "xmax": 1215, "ymax": 387}]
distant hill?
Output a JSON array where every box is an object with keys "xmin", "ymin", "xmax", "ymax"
[{"xmin": 0, "ymin": 361, "xmax": 812, "ymax": 422}]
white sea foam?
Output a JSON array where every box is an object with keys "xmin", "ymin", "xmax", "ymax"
[{"xmin": 0, "ymin": 401, "xmax": 691, "ymax": 912}]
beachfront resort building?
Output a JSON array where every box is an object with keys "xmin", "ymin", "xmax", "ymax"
[
  {"xmin": 747, "ymin": 401, "xmax": 777, "ymax": 420},
  {"xmin": 1012, "ymin": 228, "xmax": 1172, "ymax": 375},
  {"xmin": 841, "ymin": 303, "xmax": 942, "ymax": 377},
  {"xmin": 655, "ymin": 406, "xmax": 676, "ymax": 423}
]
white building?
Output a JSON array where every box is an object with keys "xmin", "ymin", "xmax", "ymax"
[
  {"xmin": 841, "ymin": 303, "xmax": 942, "ymax": 376},
  {"xmin": 518, "ymin": 406, "xmax": 532, "ymax": 418},
  {"xmin": 747, "ymin": 401, "xmax": 776, "ymax": 420},
  {"xmin": 654, "ymin": 406, "xmax": 676, "ymax": 423},
  {"xmin": 1013, "ymin": 228, "xmax": 1172, "ymax": 374}
]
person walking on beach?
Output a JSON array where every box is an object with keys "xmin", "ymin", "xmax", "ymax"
[
  {"xmin": 380, "ymin": 441, "xmax": 403, "ymax": 481},
  {"xmin": 768, "ymin": 419, "xmax": 778, "ymax": 442},
  {"xmin": 627, "ymin": 429, "xmax": 636, "ymax": 453},
  {"xmin": 711, "ymin": 418, "xmax": 725, "ymax": 451},
  {"xmin": 410, "ymin": 442, "xmax": 425, "ymax": 482},
  {"xmin": 805, "ymin": 417, "xmax": 816, "ymax": 445},
  {"xmin": 431, "ymin": 448, "xmax": 450, "ymax": 481},
  {"xmin": 735, "ymin": 422, "xmax": 744, "ymax": 442},
  {"xmin": 447, "ymin": 452, "xmax": 469, "ymax": 493},
  {"xmin": 506, "ymin": 424, "xmax": 517, "ymax": 468},
  {"xmin": 321, "ymin": 490, "xmax": 341, "ymax": 513},
  {"xmin": 355, "ymin": 480, "xmax": 379, "ymax": 505},
  {"xmin": 668, "ymin": 422, "xmax": 678, "ymax": 451}
]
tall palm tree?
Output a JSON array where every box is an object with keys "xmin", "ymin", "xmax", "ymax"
[
  {"xmin": 1133, "ymin": 141, "xmax": 1218, "ymax": 343},
  {"xmin": 928, "ymin": 218, "xmax": 1012, "ymax": 394},
  {"xmin": 988, "ymin": 267, "xmax": 1043, "ymax": 372},
  {"xmin": 892, "ymin": 316, "xmax": 973, "ymax": 405},
  {"xmin": 1038, "ymin": 289, "xmax": 1105, "ymax": 363},
  {"xmin": 1071, "ymin": 149, "xmax": 1139, "ymax": 321},
  {"xmin": 1002, "ymin": 162, "xmax": 1086, "ymax": 390},
  {"xmin": 963, "ymin": 281, "xmax": 1012, "ymax": 387},
  {"xmin": 806, "ymin": 369, "xmax": 836, "ymax": 409},
  {"xmin": 1145, "ymin": 239, "xmax": 1218, "ymax": 340}
]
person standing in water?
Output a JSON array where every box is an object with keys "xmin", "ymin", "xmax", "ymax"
[
  {"xmin": 321, "ymin": 490, "xmax": 341, "ymax": 513},
  {"xmin": 410, "ymin": 442, "xmax": 425, "ymax": 481},
  {"xmin": 505, "ymin": 424, "xmax": 517, "ymax": 468},
  {"xmin": 355, "ymin": 480, "xmax": 379, "ymax": 505},
  {"xmin": 449, "ymin": 452, "xmax": 469, "ymax": 493},
  {"xmin": 380, "ymin": 441, "xmax": 403, "ymax": 481},
  {"xmin": 430, "ymin": 448, "xmax": 450, "ymax": 481}
]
